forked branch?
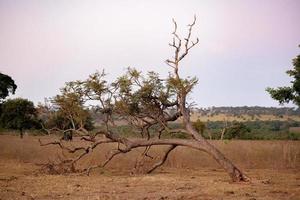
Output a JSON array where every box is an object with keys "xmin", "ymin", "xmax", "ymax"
[
  {"xmin": 166, "ymin": 15, "xmax": 199, "ymax": 70},
  {"xmin": 147, "ymin": 144, "xmax": 177, "ymax": 173}
]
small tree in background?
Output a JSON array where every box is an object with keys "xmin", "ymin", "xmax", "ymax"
[
  {"xmin": 267, "ymin": 46, "xmax": 300, "ymax": 107},
  {"xmin": 224, "ymin": 122, "xmax": 251, "ymax": 139},
  {"xmin": 0, "ymin": 73, "xmax": 17, "ymax": 127},
  {"xmin": 38, "ymin": 81, "xmax": 94, "ymax": 140},
  {"xmin": 0, "ymin": 73, "xmax": 17, "ymax": 102},
  {"xmin": 0, "ymin": 98, "xmax": 38, "ymax": 138},
  {"xmin": 193, "ymin": 119, "xmax": 206, "ymax": 134}
]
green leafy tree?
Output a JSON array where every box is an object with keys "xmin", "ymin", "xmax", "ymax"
[
  {"xmin": 38, "ymin": 81, "xmax": 94, "ymax": 139},
  {"xmin": 0, "ymin": 73, "xmax": 17, "ymax": 102},
  {"xmin": 193, "ymin": 119, "xmax": 206, "ymax": 134},
  {"xmin": 267, "ymin": 46, "xmax": 300, "ymax": 107},
  {"xmin": 0, "ymin": 98, "xmax": 38, "ymax": 138},
  {"xmin": 224, "ymin": 122, "xmax": 251, "ymax": 139}
]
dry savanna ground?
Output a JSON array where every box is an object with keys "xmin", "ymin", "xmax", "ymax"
[{"xmin": 0, "ymin": 135, "xmax": 299, "ymax": 200}]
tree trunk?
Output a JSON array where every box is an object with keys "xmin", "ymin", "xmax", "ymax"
[
  {"xmin": 184, "ymin": 122, "xmax": 249, "ymax": 182},
  {"xmin": 208, "ymin": 130, "xmax": 212, "ymax": 140},
  {"xmin": 220, "ymin": 128, "xmax": 226, "ymax": 140},
  {"xmin": 127, "ymin": 137, "xmax": 249, "ymax": 182},
  {"xmin": 220, "ymin": 120, "xmax": 228, "ymax": 140},
  {"xmin": 199, "ymin": 140, "xmax": 249, "ymax": 182},
  {"xmin": 19, "ymin": 129, "xmax": 23, "ymax": 139}
]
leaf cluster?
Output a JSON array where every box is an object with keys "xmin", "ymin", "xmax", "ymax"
[
  {"xmin": 0, "ymin": 73, "xmax": 17, "ymax": 101},
  {"xmin": 267, "ymin": 46, "xmax": 300, "ymax": 107}
]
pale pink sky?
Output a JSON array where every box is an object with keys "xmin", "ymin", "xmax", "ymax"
[{"xmin": 0, "ymin": 0, "xmax": 299, "ymax": 107}]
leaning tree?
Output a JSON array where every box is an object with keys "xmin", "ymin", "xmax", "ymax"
[{"xmin": 40, "ymin": 17, "xmax": 249, "ymax": 182}]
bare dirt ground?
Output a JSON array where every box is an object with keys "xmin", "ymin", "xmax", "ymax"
[{"xmin": 0, "ymin": 135, "xmax": 299, "ymax": 200}]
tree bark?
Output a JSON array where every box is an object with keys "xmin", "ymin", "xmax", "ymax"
[
  {"xmin": 147, "ymin": 145, "xmax": 177, "ymax": 174},
  {"xmin": 220, "ymin": 128, "xmax": 225, "ymax": 140},
  {"xmin": 127, "ymin": 137, "xmax": 249, "ymax": 182},
  {"xmin": 199, "ymin": 140, "xmax": 249, "ymax": 182},
  {"xmin": 185, "ymin": 123, "xmax": 249, "ymax": 182}
]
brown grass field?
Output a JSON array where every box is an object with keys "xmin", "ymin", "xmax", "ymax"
[{"xmin": 0, "ymin": 135, "xmax": 299, "ymax": 200}]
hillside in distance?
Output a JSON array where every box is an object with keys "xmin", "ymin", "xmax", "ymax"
[
  {"xmin": 190, "ymin": 106, "xmax": 300, "ymax": 122},
  {"xmin": 91, "ymin": 106, "xmax": 300, "ymax": 127}
]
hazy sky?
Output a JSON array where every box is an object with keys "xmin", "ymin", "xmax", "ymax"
[{"xmin": 1, "ymin": 0, "xmax": 300, "ymax": 107}]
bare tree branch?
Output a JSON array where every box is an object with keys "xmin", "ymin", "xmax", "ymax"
[{"xmin": 147, "ymin": 145, "xmax": 177, "ymax": 173}]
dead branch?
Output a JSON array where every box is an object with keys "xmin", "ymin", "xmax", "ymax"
[
  {"xmin": 84, "ymin": 149, "xmax": 126, "ymax": 175},
  {"xmin": 38, "ymin": 139, "xmax": 85, "ymax": 153},
  {"xmin": 147, "ymin": 145, "xmax": 177, "ymax": 173}
]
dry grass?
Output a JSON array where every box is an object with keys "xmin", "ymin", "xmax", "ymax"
[
  {"xmin": 290, "ymin": 127, "xmax": 300, "ymax": 133},
  {"xmin": 0, "ymin": 135, "xmax": 300, "ymax": 199},
  {"xmin": 1, "ymin": 135, "xmax": 298, "ymax": 170}
]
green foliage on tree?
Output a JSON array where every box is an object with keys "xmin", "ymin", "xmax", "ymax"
[
  {"xmin": 267, "ymin": 46, "xmax": 300, "ymax": 107},
  {"xmin": 0, "ymin": 98, "xmax": 39, "ymax": 138},
  {"xmin": 224, "ymin": 122, "xmax": 251, "ymax": 139},
  {"xmin": 38, "ymin": 80, "xmax": 95, "ymax": 137},
  {"xmin": 113, "ymin": 68, "xmax": 178, "ymax": 119},
  {"xmin": 0, "ymin": 73, "xmax": 17, "ymax": 101},
  {"xmin": 193, "ymin": 119, "xmax": 206, "ymax": 134}
]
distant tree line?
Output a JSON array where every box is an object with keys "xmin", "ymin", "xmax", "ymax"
[
  {"xmin": 192, "ymin": 106, "xmax": 300, "ymax": 117},
  {"xmin": 204, "ymin": 120, "xmax": 300, "ymax": 140},
  {"xmin": 104, "ymin": 119, "xmax": 300, "ymax": 140}
]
